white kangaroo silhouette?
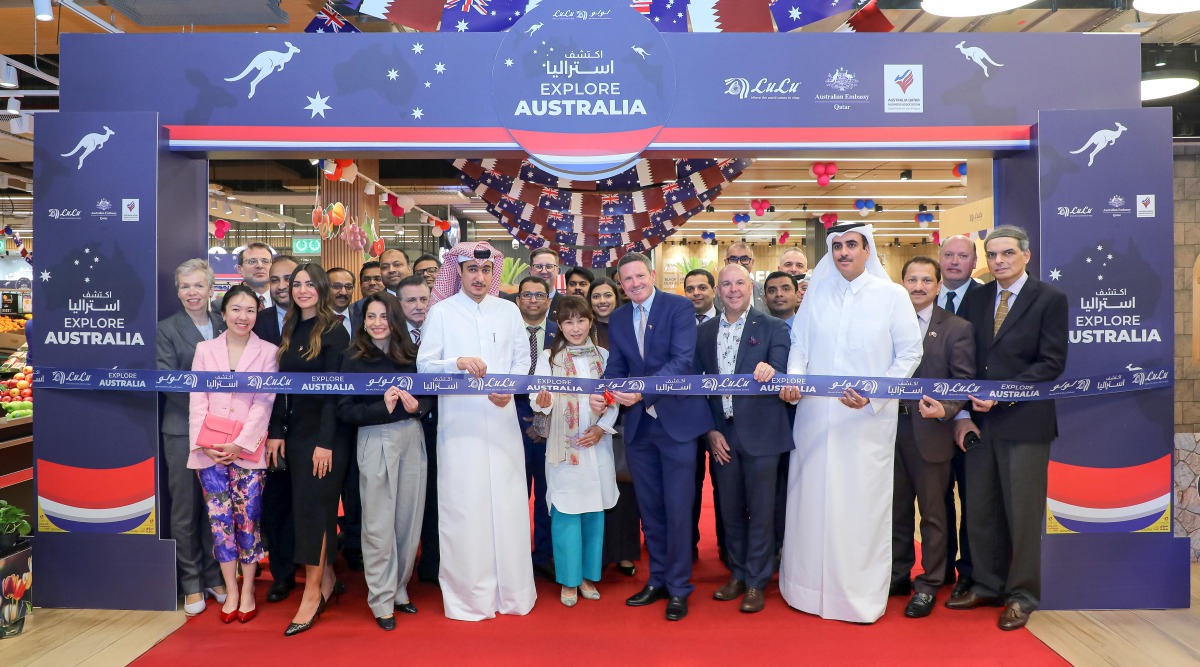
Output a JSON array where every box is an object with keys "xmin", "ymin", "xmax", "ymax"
[
  {"xmin": 524, "ymin": 22, "xmax": 543, "ymax": 37},
  {"xmin": 225, "ymin": 41, "xmax": 300, "ymax": 99},
  {"xmin": 956, "ymin": 41, "xmax": 1004, "ymax": 77},
  {"xmin": 1071, "ymin": 122, "xmax": 1127, "ymax": 167},
  {"xmin": 60, "ymin": 126, "xmax": 115, "ymax": 170},
  {"xmin": 631, "ymin": 45, "xmax": 650, "ymax": 60}
]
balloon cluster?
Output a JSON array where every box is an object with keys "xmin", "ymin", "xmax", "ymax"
[
  {"xmin": 819, "ymin": 212, "xmax": 839, "ymax": 229},
  {"xmin": 321, "ymin": 159, "xmax": 358, "ymax": 182},
  {"xmin": 854, "ymin": 199, "xmax": 876, "ymax": 218},
  {"xmin": 914, "ymin": 211, "xmax": 935, "ymax": 227},
  {"xmin": 932, "ymin": 231, "xmax": 941, "ymax": 245},
  {"xmin": 700, "ymin": 231, "xmax": 716, "ymax": 241},
  {"xmin": 213, "ymin": 218, "xmax": 231, "ymax": 239},
  {"xmin": 953, "ymin": 162, "xmax": 967, "ymax": 185},
  {"xmin": 382, "ymin": 192, "xmax": 415, "ymax": 218},
  {"xmin": 810, "ymin": 162, "xmax": 838, "ymax": 187},
  {"xmin": 779, "ymin": 231, "xmax": 790, "ymax": 244},
  {"xmin": 2, "ymin": 226, "xmax": 30, "ymax": 265},
  {"xmin": 429, "ymin": 217, "xmax": 452, "ymax": 237},
  {"xmin": 341, "ymin": 217, "xmax": 367, "ymax": 251},
  {"xmin": 751, "ymin": 199, "xmax": 771, "ymax": 217}
]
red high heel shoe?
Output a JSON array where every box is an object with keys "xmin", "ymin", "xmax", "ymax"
[
  {"xmin": 219, "ymin": 608, "xmax": 238, "ymax": 624},
  {"xmin": 237, "ymin": 607, "xmax": 257, "ymax": 623}
]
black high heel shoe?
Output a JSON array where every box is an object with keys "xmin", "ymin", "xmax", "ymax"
[{"xmin": 284, "ymin": 608, "xmax": 320, "ymax": 637}]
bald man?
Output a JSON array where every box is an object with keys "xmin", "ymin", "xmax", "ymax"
[{"xmin": 777, "ymin": 248, "xmax": 808, "ymax": 278}]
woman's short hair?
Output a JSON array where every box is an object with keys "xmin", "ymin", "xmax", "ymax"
[{"xmin": 174, "ymin": 258, "xmax": 214, "ymax": 289}]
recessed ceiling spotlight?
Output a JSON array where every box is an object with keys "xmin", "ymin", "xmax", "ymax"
[{"xmin": 899, "ymin": 169, "xmax": 912, "ymax": 181}]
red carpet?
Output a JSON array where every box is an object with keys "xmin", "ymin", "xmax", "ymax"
[{"xmin": 134, "ymin": 484, "xmax": 1068, "ymax": 667}]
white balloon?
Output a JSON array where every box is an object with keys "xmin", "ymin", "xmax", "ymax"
[
  {"xmin": 919, "ymin": 220, "xmax": 929, "ymax": 228},
  {"xmin": 340, "ymin": 163, "xmax": 359, "ymax": 182},
  {"xmin": 396, "ymin": 195, "xmax": 416, "ymax": 210},
  {"xmin": 859, "ymin": 208, "xmax": 870, "ymax": 217},
  {"xmin": 431, "ymin": 225, "xmax": 444, "ymax": 237},
  {"xmin": 959, "ymin": 176, "xmax": 968, "ymax": 186}
]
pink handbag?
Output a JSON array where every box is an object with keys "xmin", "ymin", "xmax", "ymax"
[{"xmin": 197, "ymin": 413, "xmax": 264, "ymax": 463}]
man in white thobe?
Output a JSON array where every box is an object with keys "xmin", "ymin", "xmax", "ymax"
[
  {"xmin": 779, "ymin": 223, "xmax": 923, "ymax": 623},
  {"xmin": 416, "ymin": 241, "xmax": 537, "ymax": 621}
]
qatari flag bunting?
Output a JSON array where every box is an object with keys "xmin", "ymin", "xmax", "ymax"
[
  {"xmin": 836, "ymin": 0, "xmax": 893, "ymax": 33},
  {"xmin": 344, "ymin": 0, "xmax": 444, "ymax": 31},
  {"xmin": 440, "ymin": 0, "xmax": 526, "ymax": 32},
  {"xmin": 306, "ymin": 3, "xmax": 361, "ymax": 33},
  {"xmin": 713, "ymin": 0, "xmax": 774, "ymax": 32},
  {"xmin": 769, "ymin": 0, "xmax": 854, "ymax": 31}
]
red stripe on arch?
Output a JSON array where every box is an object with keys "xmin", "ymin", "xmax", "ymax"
[
  {"xmin": 165, "ymin": 125, "xmax": 514, "ymax": 144},
  {"xmin": 37, "ymin": 458, "xmax": 155, "ymax": 510},
  {"xmin": 1047, "ymin": 455, "xmax": 1170, "ymax": 510},
  {"xmin": 508, "ymin": 127, "xmax": 664, "ymax": 156}
]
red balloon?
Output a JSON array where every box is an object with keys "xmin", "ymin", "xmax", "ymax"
[
  {"xmin": 826, "ymin": 163, "xmax": 838, "ymax": 176},
  {"xmin": 932, "ymin": 231, "xmax": 941, "ymax": 245},
  {"xmin": 325, "ymin": 166, "xmax": 343, "ymax": 181},
  {"xmin": 813, "ymin": 163, "xmax": 827, "ymax": 176},
  {"xmin": 335, "ymin": 159, "xmax": 354, "ymax": 169},
  {"xmin": 817, "ymin": 174, "xmax": 831, "ymax": 187}
]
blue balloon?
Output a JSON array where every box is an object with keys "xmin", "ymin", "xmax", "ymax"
[
  {"xmin": 854, "ymin": 199, "xmax": 864, "ymax": 209},
  {"xmin": 957, "ymin": 163, "xmax": 967, "ymax": 177},
  {"xmin": 866, "ymin": 199, "xmax": 875, "ymax": 209}
]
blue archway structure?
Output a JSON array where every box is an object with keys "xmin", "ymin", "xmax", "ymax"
[{"xmin": 30, "ymin": 0, "xmax": 1188, "ymax": 611}]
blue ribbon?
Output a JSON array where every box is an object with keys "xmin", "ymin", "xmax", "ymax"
[{"xmin": 33, "ymin": 366, "xmax": 1172, "ymax": 402}]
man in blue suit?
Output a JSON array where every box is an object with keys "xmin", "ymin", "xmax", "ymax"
[
  {"xmin": 695, "ymin": 264, "xmax": 792, "ymax": 614},
  {"xmin": 599, "ymin": 252, "xmax": 715, "ymax": 621}
]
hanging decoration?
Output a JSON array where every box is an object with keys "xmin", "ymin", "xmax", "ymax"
[
  {"xmin": 451, "ymin": 157, "xmax": 751, "ymax": 267},
  {"xmin": 932, "ymin": 231, "xmax": 942, "ymax": 245},
  {"xmin": 854, "ymin": 199, "xmax": 876, "ymax": 218},
  {"xmin": 953, "ymin": 162, "xmax": 967, "ymax": 185},
  {"xmin": 212, "ymin": 218, "xmax": 231, "ymax": 239},
  {"xmin": 341, "ymin": 215, "xmax": 367, "ymax": 251},
  {"xmin": 751, "ymin": 199, "xmax": 770, "ymax": 217},
  {"xmin": 810, "ymin": 162, "xmax": 838, "ymax": 188},
  {"xmin": 2, "ymin": 226, "xmax": 31, "ymax": 265},
  {"xmin": 819, "ymin": 212, "xmax": 839, "ymax": 229},
  {"xmin": 915, "ymin": 211, "xmax": 935, "ymax": 227},
  {"xmin": 779, "ymin": 231, "xmax": 790, "ymax": 244}
]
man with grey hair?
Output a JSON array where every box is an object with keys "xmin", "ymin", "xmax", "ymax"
[
  {"xmin": 946, "ymin": 225, "xmax": 1067, "ymax": 631},
  {"xmin": 777, "ymin": 248, "xmax": 808, "ymax": 278},
  {"xmin": 722, "ymin": 242, "xmax": 766, "ymax": 306},
  {"xmin": 599, "ymin": 252, "xmax": 714, "ymax": 621}
]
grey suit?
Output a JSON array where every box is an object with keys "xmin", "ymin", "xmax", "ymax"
[
  {"xmin": 695, "ymin": 308, "xmax": 792, "ymax": 590},
  {"xmin": 891, "ymin": 306, "xmax": 975, "ymax": 595},
  {"xmin": 156, "ymin": 309, "xmax": 225, "ymax": 595}
]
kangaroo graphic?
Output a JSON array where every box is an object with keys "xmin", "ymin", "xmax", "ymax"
[
  {"xmin": 1070, "ymin": 122, "xmax": 1128, "ymax": 167},
  {"xmin": 60, "ymin": 126, "xmax": 115, "ymax": 170},
  {"xmin": 631, "ymin": 45, "xmax": 651, "ymax": 60},
  {"xmin": 955, "ymin": 41, "xmax": 1004, "ymax": 77},
  {"xmin": 524, "ymin": 22, "xmax": 544, "ymax": 37},
  {"xmin": 225, "ymin": 41, "xmax": 300, "ymax": 99}
]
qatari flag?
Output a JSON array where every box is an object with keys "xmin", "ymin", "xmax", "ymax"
[
  {"xmin": 769, "ymin": 0, "xmax": 854, "ymax": 31},
  {"xmin": 440, "ymin": 0, "xmax": 526, "ymax": 32},
  {"xmin": 343, "ymin": 0, "xmax": 444, "ymax": 31}
]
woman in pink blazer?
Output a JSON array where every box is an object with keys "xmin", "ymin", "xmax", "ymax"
[{"xmin": 189, "ymin": 284, "xmax": 279, "ymax": 624}]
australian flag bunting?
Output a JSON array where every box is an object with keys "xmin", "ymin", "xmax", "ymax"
[
  {"xmin": 440, "ymin": 0, "xmax": 526, "ymax": 32},
  {"xmin": 305, "ymin": 3, "xmax": 361, "ymax": 33},
  {"xmin": 769, "ymin": 0, "xmax": 854, "ymax": 31}
]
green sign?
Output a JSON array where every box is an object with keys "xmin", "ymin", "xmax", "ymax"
[{"xmin": 292, "ymin": 237, "xmax": 322, "ymax": 255}]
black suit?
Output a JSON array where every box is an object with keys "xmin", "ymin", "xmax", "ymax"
[
  {"xmin": 941, "ymin": 278, "xmax": 984, "ymax": 582},
  {"xmin": 695, "ymin": 308, "xmax": 792, "ymax": 590},
  {"xmin": 249, "ymin": 304, "xmax": 293, "ymax": 585},
  {"xmin": 692, "ymin": 310, "xmax": 725, "ymax": 560},
  {"xmin": 252, "ymin": 305, "xmax": 283, "ymax": 346},
  {"xmin": 892, "ymin": 306, "xmax": 975, "ymax": 595},
  {"xmin": 958, "ymin": 273, "xmax": 1067, "ymax": 611}
]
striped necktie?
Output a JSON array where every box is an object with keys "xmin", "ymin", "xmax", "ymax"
[
  {"xmin": 993, "ymin": 290, "xmax": 1011, "ymax": 336},
  {"xmin": 527, "ymin": 326, "xmax": 539, "ymax": 374}
]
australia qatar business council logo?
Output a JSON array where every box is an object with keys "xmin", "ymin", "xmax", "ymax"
[{"xmin": 883, "ymin": 64, "xmax": 924, "ymax": 114}]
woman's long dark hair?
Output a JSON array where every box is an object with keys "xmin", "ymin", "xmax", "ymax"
[
  {"xmin": 278, "ymin": 263, "xmax": 338, "ymax": 363},
  {"xmin": 547, "ymin": 295, "xmax": 596, "ymax": 369},
  {"xmin": 221, "ymin": 284, "xmax": 260, "ymax": 317},
  {"xmin": 351, "ymin": 292, "xmax": 418, "ymax": 366}
]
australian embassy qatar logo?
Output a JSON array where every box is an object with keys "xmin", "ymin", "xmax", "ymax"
[
  {"xmin": 815, "ymin": 68, "xmax": 868, "ymax": 110},
  {"xmin": 1103, "ymin": 195, "xmax": 1132, "ymax": 218},
  {"xmin": 826, "ymin": 68, "xmax": 858, "ymax": 92},
  {"xmin": 91, "ymin": 197, "xmax": 117, "ymax": 221}
]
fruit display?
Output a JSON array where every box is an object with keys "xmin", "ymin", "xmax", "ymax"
[
  {"xmin": 1, "ymin": 365, "xmax": 33, "ymax": 420},
  {"xmin": 0, "ymin": 344, "xmax": 27, "ymax": 374},
  {"xmin": 0, "ymin": 316, "xmax": 25, "ymax": 333}
]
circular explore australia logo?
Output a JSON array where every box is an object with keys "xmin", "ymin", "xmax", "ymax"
[{"xmin": 491, "ymin": 0, "xmax": 676, "ymax": 180}]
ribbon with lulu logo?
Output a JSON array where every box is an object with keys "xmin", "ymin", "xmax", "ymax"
[{"xmin": 38, "ymin": 366, "xmax": 1172, "ymax": 402}]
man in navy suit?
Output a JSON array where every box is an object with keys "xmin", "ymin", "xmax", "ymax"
[
  {"xmin": 514, "ymin": 275, "xmax": 558, "ymax": 580},
  {"xmin": 599, "ymin": 252, "xmax": 715, "ymax": 621},
  {"xmin": 695, "ymin": 264, "xmax": 792, "ymax": 613},
  {"xmin": 937, "ymin": 235, "xmax": 985, "ymax": 597}
]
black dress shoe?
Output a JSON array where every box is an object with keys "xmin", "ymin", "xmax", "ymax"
[
  {"xmin": 616, "ymin": 563, "xmax": 637, "ymax": 577},
  {"xmin": 905, "ymin": 592, "xmax": 936, "ymax": 618},
  {"xmin": 665, "ymin": 595, "xmax": 688, "ymax": 621},
  {"xmin": 945, "ymin": 590, "xmax": 1002, "ymax": 610},
  {"xmin": 395, "ymin": 602, "xmax": 418, "ymax": 614},
  {"xmin": 950, "ymin": 575, "xmax": 973, "ymax": 599},
  {"xmin": 375, "ymin": 615, "xmax": 396, "ymax": 631},
  {"xmin": 888, "ymin": 579, "xmax": 912, "ymax": 597},
  {"xmin": 267, "ymin": 580, "xmax": 296, "ymax": 603},
  {"xmin": 626, "ymin": 585, "xmax": 668, "ymax": 607}
]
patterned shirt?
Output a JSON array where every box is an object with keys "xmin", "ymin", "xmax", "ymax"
[{"xmin": 717, "ymin": 309, "xmax": 748, "ymax": 419}]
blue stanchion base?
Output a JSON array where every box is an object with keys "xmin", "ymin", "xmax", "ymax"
[
  {"xmin": 36, "ymin": 533, "xmax": 177, "ymax": 611},
  {"xmin": 1042, "ymin": 533, "xmax": 1191, "ymax": 610}
]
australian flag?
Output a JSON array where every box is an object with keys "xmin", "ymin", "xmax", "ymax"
[
  {"xmin": 769, "ymin": 0, "xmax": 854, "ymax": 31},
  {"xmin": 305, "ymin": 3, "xmax": 361, "ymax": 33},
  {"xmin": 440, "ymin": 0, "xmax": 525, "ymax": 32},
  {"xmin": 648, "ymin": 0, "xmax": 689, "ymax": 32}
]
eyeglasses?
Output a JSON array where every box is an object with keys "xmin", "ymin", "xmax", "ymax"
[
  {"xmin": 361, "ymin": 276, "xmax": 384, "ymax": 283},
  {"xmin": 330, "ymin": 283, "xmax": 355, "ymax": 291},
  {"xmin": 519, "ymin": 292, "xmax": 548, "ymax": 301},
  {"xmin": 416, "ymin": 267, "xmax": 440, "ymax": 276},
  {"xmin": 530, "ymin": 264, "xmax": 559, "ymax": 272},
  {"xmin": 241, "ymin": 259, "xmax": 270, "ymax": 267},
  {"xmin": 726, "ymin": 255, "xmax": 753, "ymax": 266}
]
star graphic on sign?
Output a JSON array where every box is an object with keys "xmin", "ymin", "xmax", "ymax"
[
  {"xmin": 424, "ymin": 81, "xmax": 431, "ymax": 88},
  {"xmin": 491, "ymin": 10, "xmax": 496, "ymax": 15},
  {"xmin": 605, "ymin": 179, "xmax": 613, "ymax": 186},
  {"xmin": 504, "ymin": 58, "xmax": 514, "ymax": 67},
  {"xmin": 1049, "ymin": 268, "xmax": 1062, "ymax": 280},
  {"xmin": 93, "ymin": 257, "xmax": 98, "ymax": 263},
  {"xmin": 84, "ymin": 277, "xmax": 90, "ymax": 283},
  {"xmin": 1098, "ymin": 275, "xmax": 1104, "ymax": 281},
  {"xmin": 678, "ymin": 11, "xmax": 684, "ymax": 18},
  {"xmin": 411, "ymin": 107, "xmax": 424, "ymax": 120},
  {"xmin": 1096, "ymin": 244, "xmax": 1103, "ymax": 251},
  {"xmin": 387, "ymin": 69, "xmax": 398, "ymax": 81},
  {"xmin": 1086, "ymin": 257, "xmax": 1092, "ymax": 263},
  {"xmin": 1107, "ymin": 253, "xmax": 1113, "ymax": 260},
  {"xmin": 412, "ymin": 43, "xmax": 424, "ymax": 55},
  {"xmin": 434, "ymin": 62, "xmax": 446, "ymax": 74},
  {"xmin": 315, "ymin": 27, "xmax": 325, "ymax": 33},
  {"xmin": 456, "ymin": 20, "xmax": 469, "ymax": 32},
  {"xmin": 789, "ymin": 7, "xmax": 802, "ymax": 20},
  {"xmin": 73, "ymin": 259, "xmax": 79, "ymax": 266},
  {"xmin": 305, "ymin": 91, "xmax": 332, "ymax": 119},
  {"xmin": 684, "ymin": 164, "xmax": 693, "ymax": 172},
  {"xmin": 515, "ymin": 10, "xmax": 521, "ymax": 16},
  {"xmin": 84, "ymin": 247, "xmax": 90, "ymax": 253},
  {"xmin": 39, "ymin": 270, "xmax": 49, "ymax": 282}
]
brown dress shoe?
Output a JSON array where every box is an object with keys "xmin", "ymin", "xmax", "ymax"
[
  {"xmin": 713, "ymin": 579, "xmax": 746, "ymax": 601},
  {"xmin": 945, "ymin": 591, "xmax": 1003, "ymax": 610},
  {"xmin": 998, "ymin": 602, "xmax": 1031, "ymax": 631},
  {"xmin": 739, "ymin": 588, "xmax": 765, "ymax": 613}
]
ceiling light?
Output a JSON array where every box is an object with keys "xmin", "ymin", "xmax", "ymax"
[
  {"xmin": 1142, "ymin": 69, "xmax": 1200, "ymax": 100},
  {"xmin": 223, "ymin": 202, "xmax": 233, "ymax": 215},
  {"xmin": 919, "ymin": 204, "xmax": 928, "ymax": 212},
  {"xmin": 0, "ymin": 97, "xmax": 18, "ymax": 116},
  {"xmin": 705, "ymin": 205, "xmax": 714, "ymax": 213},
  {"xmin": 0, "ymin": 64, "xmax": 16, "ymax": 89},
  {"xmin": 9, "ymin": 113, "xmax": 30, "ymax": 135},
  {"xmin": 1155, "ymin": 52, "xmax": 1168, "ymax": 67},
  {"xmin": 1133, "ymin": 1, "xmax": 1200, "ymax": 15},
  {"xmin": 899, "ymin": 169, "xmax": 912, "ymax": 181},
  {"xmin": 309, "ymin": 158, "xmax": 320, "ymax": 165},
  {"xmin": 33, "ymin": 0, "xmax": 53, "ymax": 22},
  {"xmin": 365, "ymin": 182, "xmax": 376, "ymax": 195},
  {"xmin": 921, "ymin": 0, "xmax": 1036, "ymax": 18}
]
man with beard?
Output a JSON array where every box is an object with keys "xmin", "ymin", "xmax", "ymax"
[
  {"xmin": 564, "ymin": 267, "xmax": 594, "ymax": 298},
  {"xmin": 381, "ymin": 248, "xmax": 412, "ymax": 296},
  {"xmin": 763, "ymin": 271, "xmax": 800, "ymax": 328}
]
